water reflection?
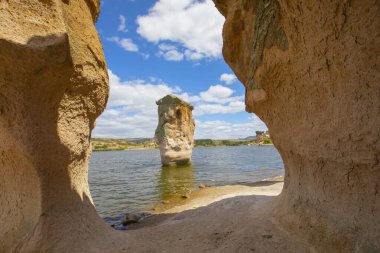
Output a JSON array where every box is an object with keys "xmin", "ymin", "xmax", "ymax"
[
  {"xmin": 89, "ymin": 146, "xmax": 284, "ymax": 216},
  {"xmin": 158, "ymin": 164, "xmax": 195, "ymax": 201}
]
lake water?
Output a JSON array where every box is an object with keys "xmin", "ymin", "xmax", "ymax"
[{"xmin": 89, "ymin": 145, "xmax": 284, "ymax": 217}]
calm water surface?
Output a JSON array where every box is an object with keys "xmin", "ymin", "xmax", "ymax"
[{"xmin": 89, "ymin": 146, "xmax": 284, "ymax": 217}]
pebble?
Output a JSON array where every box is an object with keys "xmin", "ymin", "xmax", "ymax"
[
  {"xmin": 122, "ymin": 213, "xmax": 142, "ymax": 226},
  {"xmin": 116, "ymin": 226, "xmax": 128, "ymax": 231}
]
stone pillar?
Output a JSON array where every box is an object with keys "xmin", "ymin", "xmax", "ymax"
[{"xmin": 155, "ymin": 95, "xmax": 195, "ymax": 167}]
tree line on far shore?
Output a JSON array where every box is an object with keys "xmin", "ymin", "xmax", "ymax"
[{"xmin": 91, "ymin": 137, "xmax": 272, "ymax": 152}]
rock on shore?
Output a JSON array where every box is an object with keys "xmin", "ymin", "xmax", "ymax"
[{"xmin": 154, "ymin": 95, "xmax": 195, "ymax": 166}]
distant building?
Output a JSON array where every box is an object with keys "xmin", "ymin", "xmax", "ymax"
[{"xmin": 255, "ymin": 131, "xmax": 270, "ymax": 144}]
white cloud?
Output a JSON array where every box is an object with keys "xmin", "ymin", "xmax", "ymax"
[
  {"xmin": 184, "ymin": 49, "xmax": 204, "ymax": 61},
  {"xmin": 157, "ymin": 44, "xmax": 184, "ymax": 61},
  {"xmin": 92, "ymin": 70, "xmax": 266, "ymax": 139},
  {"xmin": 194, "ymin": 101, "xmax": 245, "ymax": 116},
  {"xmin": 117, "ymin": 15, "xmax": 128, "ymax": 32},
  {"xmin": 177, "ymin": 92, "xmax": 201, "ymax": 103},
  {"xmin": 93, "ymin": 70, "xmax": 178, "ymax": 138},
  {"xmin": 195, "ymin": 115, "xmax": 268, "ymax": 139},
  {"xmin": 94, "ymin": 113, "xmax": 158, "ymax": 138},
  {"xmin": 107, "ymin": 37, "xmax": 139, "ymax": 52},
  {"xmin": 157, "ymin": 43, "xmax": 207, "ymax": 62},
  {"xmin": 199, "ymin": 85, "xmax": 243, "ymax": 104},
  {"xmin": 158, "ymin": 43, "xmax": 177, "ymax": 51},
  {"xmin": 107, "ymin": 69, "xmax": 174, "ymax": 111},
  {"xmin": 200, "ymin": 85, "xmax": 233, "ymax": 101},
  {"xmin": 220, "ymin": 73, "xmax": 237, "ymax": 85},
  {"xmin": 136, "ymin": 0, "xmax": 224, "ymax": 60}
]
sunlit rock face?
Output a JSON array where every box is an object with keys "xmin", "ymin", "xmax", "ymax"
[
  {"xmin": 214, "ymin": 0, "xmax": 380, "ymax": 252},
  {"xmin": 155, "ymin": 95, "xmax": 195, "ymax": 167},
  {"xmin": 0, "ymin": 1, "xmax": 125, "ymax": 252}
]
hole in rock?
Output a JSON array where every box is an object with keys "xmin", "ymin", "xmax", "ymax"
[
  {"xmin": 176, "ymin": 109, "xmax": 182, "ymax": 119},
  {"xmin": 87, "ymin": 1, "xmax": 285, "ymax": 229}
]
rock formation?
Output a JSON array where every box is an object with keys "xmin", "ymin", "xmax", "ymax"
[
  {"xmin": 0, "ymin": 1, "xmax": 125, "ymax": 252},
  {"xmin": 255, "ymin": 130, "xmax": 270, "ymax": 144},
  {"xmin": 214, "ymin": 0, "xmax": 380, "ymax": 252},
  {"xmin": 155, "ymin": 95, "xmax": 195, "ymax": 166},
  {"xmin": 1, "ymin": 0, "xmax": 379, "ymax": 252}
]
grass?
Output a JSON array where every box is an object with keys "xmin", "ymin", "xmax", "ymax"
[
  {"xmin": 91, "ymin": 137, "xmax": 272, "ymax": 151},
  {"xmin": 92, "ymin": 138, "xmax": 157, "ymax": 151},
  {"xmin": 194, "ymin": 139, "xmax": 255, "ymax": 147},
  {"xmin": 263, "ymin": 138, "xmax": 272, "ymax": 145}
]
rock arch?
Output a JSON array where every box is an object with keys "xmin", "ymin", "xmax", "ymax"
[
  {"xmin": 214, "ymin": 0, "xmax": 380, "ymax": 251},
  {"xmin": 0, "ymin": 0, "xmax": 379, "ymax": 252},
  {"xmin": 0, "ymin": 1, "xmax": 124, "ymax": 252}
]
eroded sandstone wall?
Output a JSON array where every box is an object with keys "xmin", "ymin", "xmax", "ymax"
[
  {"xmin": 155, "ymin": 95, "xmax": 195, "ymax": 166},
  {"xmin": 0, "ymin": 1, "xmax": 124, "ymax": 252},
  {"xmin": 214, "ymin": 0, "xmax": 380, "ymax": 252}
]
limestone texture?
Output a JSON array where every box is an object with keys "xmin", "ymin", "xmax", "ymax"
[
  {"xmin": 0, "ymin": 1, "xmax": 125, "ymax": 252},
  {"xmin": 255, "ymin": 131, "xmax": 270, "ymax": 144},
  {"xmin": 155, "ymin": 95, "xmax": 195, "ymax": 166},
  {"xmin": 214, "ymin": 0, "xmax": 380, "ymax": 252},
  {"xmin": 2, "ymin": 0, "xmax": 379, "ymax": 252}
]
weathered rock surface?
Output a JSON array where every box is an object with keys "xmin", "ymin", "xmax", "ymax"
[
  {"xmin": 214, "ymin": 0, "xmax": 380, "ymax": 252},
  {"xmin": 0, "ymin": 1, "xmax": 125, "ymax": 252},
  {"xmin": 2, "ymin": 0, "xmax": 379, "ymax": 252},
  {"xmin": 255, "ymin": 130, "xmax": 270, "ymax": 144},
  {"xmin": 155, "ymin": 95, "xmax": 195, "ymax": 166},
  {"xmin": 122, "ymin": 213, "xmax": 142, "ymax": 226}
]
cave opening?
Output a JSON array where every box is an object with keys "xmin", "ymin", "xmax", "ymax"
[
  {"xmin": 86, "ymin": 0, "xmax": 285, "ymax": 229},
  {"xmin": 2, "ymin": 0, "xmax": 377, "ymax": 252}
]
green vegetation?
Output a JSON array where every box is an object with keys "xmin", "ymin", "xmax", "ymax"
[
  {"xmin": 91, "ymin": 136, "xmax": 273, "ymax": 151},
  {"xmin": 92, "ymin": 138, "xmax": 157, "ymax": 151},
  {"xmin": 194, "ymin": 139, "xmax": 256, "ymax": 147},
  {"xmin": 221, "ymin": 140, "xmax": 248, "ymax": 146},
  {"xmin": 194, "ymin": 139, "xmax": 216, "ymax": 147},
  {"xmin": 263, "ymin": 138, "xmax": 272, "ymax": 145}
]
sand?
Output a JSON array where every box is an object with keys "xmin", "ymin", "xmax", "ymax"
[
  {"xmin": 123, "ymin": 178, "xmax": 311, "ymax": 252},
  {"xmin": 154, "ymin": 177, "xmax": 285, "ymax": 214}
]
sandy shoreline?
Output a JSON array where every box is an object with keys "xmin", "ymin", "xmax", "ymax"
[
  {"xmin": 128, "ymin": 177, "xmax": 284, "ymax": 230},
  {"xmin": 123, "ymin": 177, "xmax": 310, "ymax": 252},
  {"xmin": 153, "ymin": 176, "xmax": 284, "ymax": 214}
]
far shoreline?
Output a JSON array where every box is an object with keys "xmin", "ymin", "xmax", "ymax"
[
  {"xmin": 91, "ymin": 137, "xmax": 273, "ymax": 152},
  {"xmin": 92, "ymin": 143, "xmax": 274, "ymax": 152}
]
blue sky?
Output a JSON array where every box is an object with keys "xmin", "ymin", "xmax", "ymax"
[{"xmin": 93, "ymin": 0, "xmax": 267, "ymax": 139}]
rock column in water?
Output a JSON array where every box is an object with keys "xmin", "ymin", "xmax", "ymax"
[{"xmin": 155, "ymin": 95, "xmax": 195, "ymax": 166}]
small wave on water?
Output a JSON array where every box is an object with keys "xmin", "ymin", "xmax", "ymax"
[{"xmin": 89, "ymin": 145, "xmax": 284, "ymax": 224}]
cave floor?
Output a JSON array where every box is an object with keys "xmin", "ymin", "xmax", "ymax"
[{"xmin": 120, "ymin": 184, "xmax": 310, "ymax": 253}]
